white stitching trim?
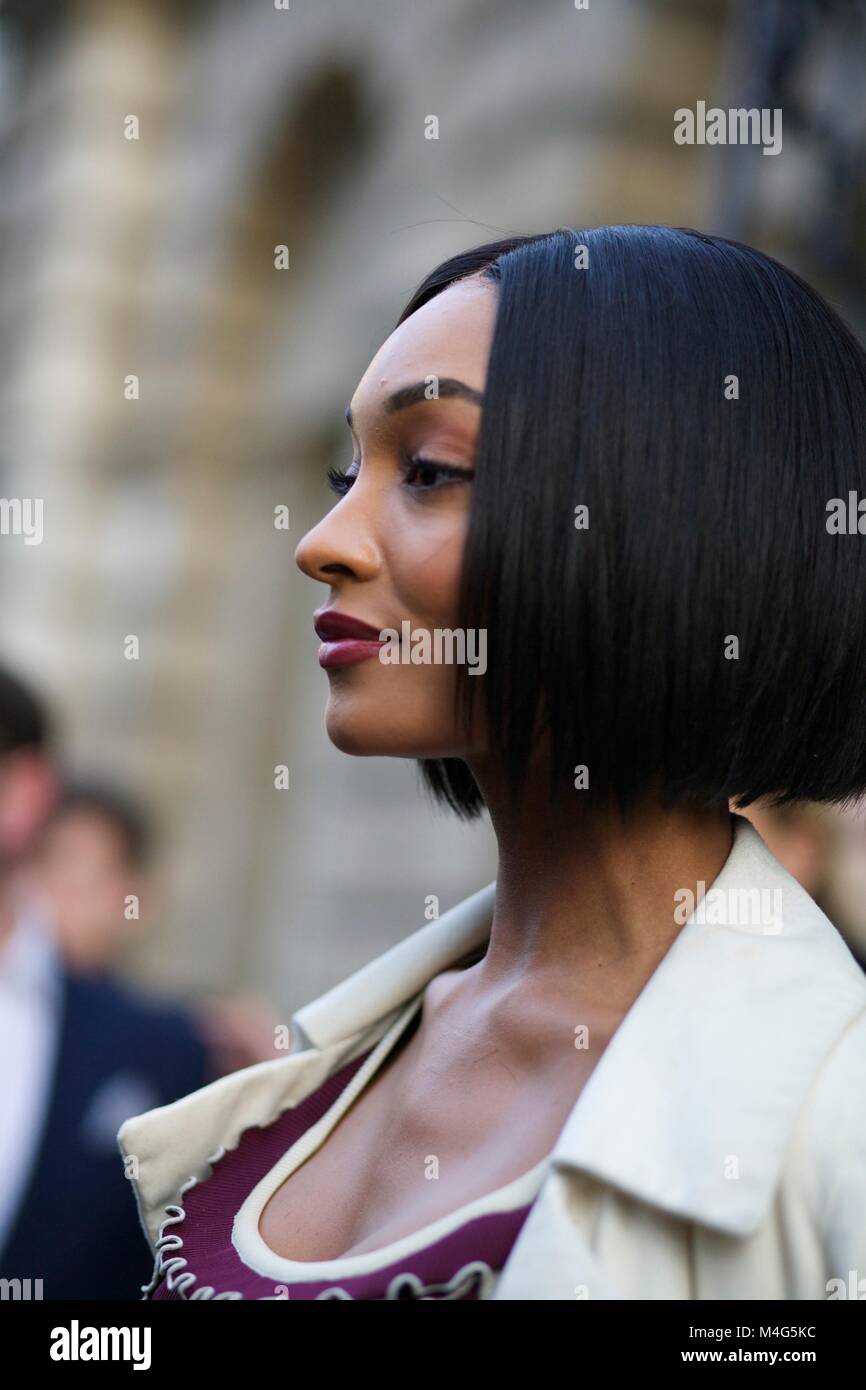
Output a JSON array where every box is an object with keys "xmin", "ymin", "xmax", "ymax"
[
  {"xmin": 140, "ymin": 1146, "xmax": 245, "ymax": 1301},
  {"xmin": 140, "ymin": 1007, "xmax": 421, "ymax": 1300},
  {"xmin": 316, "ymin": 1260, "xmax": 498, "ymax": 1300},
  {"xmin": 140, "ymin": 1155, "xmax": 501, "ymax": 1301}
]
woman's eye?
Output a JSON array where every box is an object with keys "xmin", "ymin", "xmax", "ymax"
[
  {"xmin": 400, "ymin": 455, "xmax": 474, "ymax": 491},
  {"xmin": 326, "ymin": 455, "xmax": 474, "ymax": 500}
]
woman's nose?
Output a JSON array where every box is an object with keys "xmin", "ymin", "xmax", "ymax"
[{"xmin": 294, "ymin": 503, "xmax": 381, "ymax": 584}]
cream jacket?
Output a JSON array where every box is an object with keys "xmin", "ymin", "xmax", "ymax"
[{"xmin": 117, "ymin": 815, "xmax": 866, "ymax": 1300}]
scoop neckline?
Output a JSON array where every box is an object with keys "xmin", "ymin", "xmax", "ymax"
[{"xmin": 231, "ymin": 993, "xmax": 550, "ymax": 1282}]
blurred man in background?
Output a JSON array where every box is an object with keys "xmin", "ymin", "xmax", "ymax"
[
  {"xmin": 25, "ymin": 777, "xmax": 283, "ymax": 1079},
  {"xmin": 25, "ymin": 780, "xmax": 152, "ymax": 975},
  {"xmin": 0, "ymin": 665, "xmax": 272, "ymax": 1299}
]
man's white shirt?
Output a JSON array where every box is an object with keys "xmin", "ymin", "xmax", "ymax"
[{"xmin": 0, "ymin": 908, "xmax": 62, "ymax": 1254}]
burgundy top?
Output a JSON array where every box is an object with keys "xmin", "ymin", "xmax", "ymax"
[{"xmin": 144, "ymin": 1042, "xmax": 540, "ymax": 1301}]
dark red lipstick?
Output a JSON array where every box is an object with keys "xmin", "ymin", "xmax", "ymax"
[{"xmin": 313, "ymin": 608, "xmax": 387, "ymax": 668}]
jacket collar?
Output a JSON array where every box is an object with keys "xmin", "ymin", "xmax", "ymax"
[
  {"xmin": 289, "ymin": 879, "xmax": 495, "ymax": 1052},
  {"xmin": 292, "ymin": 815, "xmax": 866, "ymax": 1237}
]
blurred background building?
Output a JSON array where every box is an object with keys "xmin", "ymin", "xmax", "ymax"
[{"xmin": 0, "ymin": 0, "xmax": 863, "ymax": 1017}]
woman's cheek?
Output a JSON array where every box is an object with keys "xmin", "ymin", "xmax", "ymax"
[{"xmin": 387, "ymin": 500, "xmax": 469, "ymax": 626}]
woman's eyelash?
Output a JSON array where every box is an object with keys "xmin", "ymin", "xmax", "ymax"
[
  {"xmin": 399, "ymin": 455, "xmax": 474, "ymax": 490},
  {"xmin": 326, "ymin": 456, "xmax": 474, "ymax": 499},
  {"xmin": 326, "ymin": 464, "xmax": 357, "ymax": 498}
]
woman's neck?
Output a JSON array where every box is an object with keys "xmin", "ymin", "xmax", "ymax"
[{"xmin": 466, "ymin": 768, "xmax": 734, "ymax": 999}]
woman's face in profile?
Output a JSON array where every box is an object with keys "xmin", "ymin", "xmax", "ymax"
[{"xmin": 295, "ymin": 273, "xmax": 496, "ymax": 759}]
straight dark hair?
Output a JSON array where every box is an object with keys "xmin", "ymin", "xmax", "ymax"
[{"xmin": 394, "ymin": 225, "xmax": 866, "ymax": 820}]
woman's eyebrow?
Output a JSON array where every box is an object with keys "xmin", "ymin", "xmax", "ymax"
[{"xmin": 345, "ymin": 377, "xmax": 484, "ymax": 429}]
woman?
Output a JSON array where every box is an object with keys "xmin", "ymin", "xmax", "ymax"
[{"xmin": 118, "ymin": 225, "xmax": 866, "ymax": 1300}]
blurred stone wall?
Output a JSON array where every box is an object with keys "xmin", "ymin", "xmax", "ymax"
[{"xmin": 0, "ymin": 0, "xmax": 860, "ymax": 1013}]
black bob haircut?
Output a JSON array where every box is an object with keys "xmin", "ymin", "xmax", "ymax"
[{"xmin": 392, "ymin": 225, "xmax": 866, "ymax": 820}]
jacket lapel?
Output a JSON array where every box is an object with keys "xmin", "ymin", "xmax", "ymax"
[
  {"xmin": 543, "ymin": 818, "xmax": 866, "ymax": 1236},
  {"xmin": 490, "ymin": 819, "xmax": 866, "ymax": 1297}
]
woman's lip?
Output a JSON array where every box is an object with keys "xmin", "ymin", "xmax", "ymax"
[
  {"xmin": 318, "ymin": 638, "xmax": 385, "ymax": 669},
  {"xmin": 313, "ymin": 609, "xmax": 385, "ymax": 641}
]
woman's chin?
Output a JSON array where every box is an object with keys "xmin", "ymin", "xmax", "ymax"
[
  {"xmin": 324, "ymin": 707, "xmax": 400, "ymax": 756},
  {"xmin": 323, "ymin": 705, "xmax": 450, "ymax": 759}
]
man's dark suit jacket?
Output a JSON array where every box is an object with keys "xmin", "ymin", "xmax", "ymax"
[{"xmin": 0, "ymin": 967, "xmax": 210, "ymax": 1299}]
